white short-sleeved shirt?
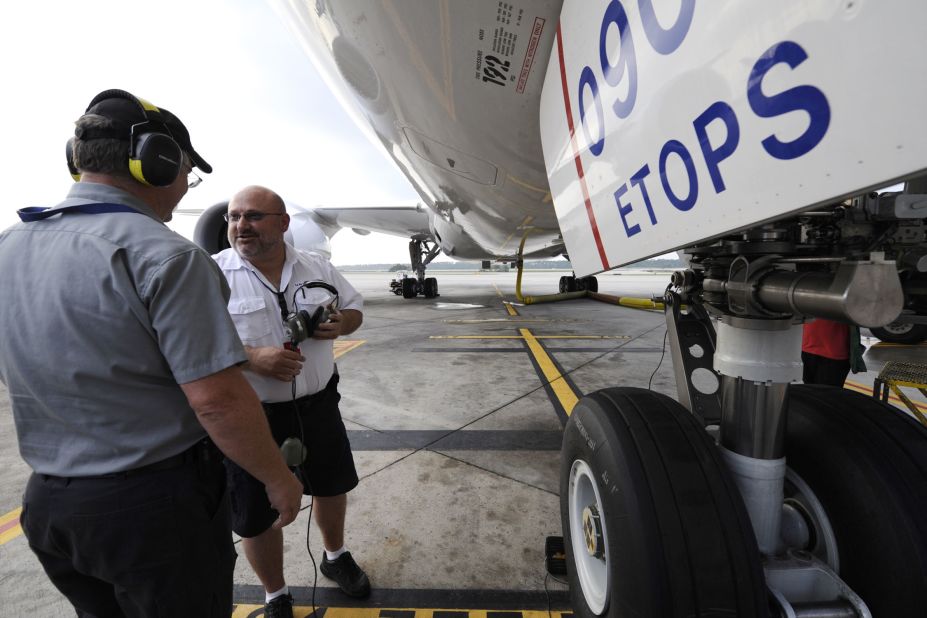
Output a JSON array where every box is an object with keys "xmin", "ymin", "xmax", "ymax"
[{"xmin": 213, "ymin": 245, "xmax": 363, "ymax": 402}]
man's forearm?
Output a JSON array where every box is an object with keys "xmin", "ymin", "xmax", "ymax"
[
  {"xmin": 181, "ymin": 366, "xmax": 289, "ymax": 486},
  {"xmin": 339, "ymin": 309, "xmax": 363, "ymax": 336}
]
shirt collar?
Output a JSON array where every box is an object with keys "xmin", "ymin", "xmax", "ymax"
[{"xmin": 228, "ymin": 243, "xmax": 298, "ymax": 290}]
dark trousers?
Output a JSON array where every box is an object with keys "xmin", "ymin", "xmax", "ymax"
[
  {"xmin": 802, "ymin": 351, "xmax": 851, "ymax": 387},
  {"xmin": 21, "ymin": 443, "xmax": 235, "ymax": 618}
]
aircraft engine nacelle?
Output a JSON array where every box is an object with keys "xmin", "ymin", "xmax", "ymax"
[{"xmin": 193, "ymin": 201, "xmax": 333, "ymax": 259}]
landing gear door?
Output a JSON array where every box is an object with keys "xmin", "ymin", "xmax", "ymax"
[{"xmin": 540, "ymin": 0, "xmax": 927, "ymax": 278}]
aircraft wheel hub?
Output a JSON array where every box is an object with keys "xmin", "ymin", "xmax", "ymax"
[{"xmin": 582, "ymin": 505, "xmax": 604, "ymax": 559}]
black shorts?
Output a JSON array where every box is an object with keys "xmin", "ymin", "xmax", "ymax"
[{"xmin": 225, "ymin": 374, "xmax": 359, "ymax": 538}]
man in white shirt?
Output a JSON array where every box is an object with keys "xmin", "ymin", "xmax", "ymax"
[{"xmin": 213, "ymin": 185, "xmax": 369, "ymax": 617}]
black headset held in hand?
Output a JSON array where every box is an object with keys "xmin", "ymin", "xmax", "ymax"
[
  {"xmin": 66, "ymin": 89, "xmax": 184, "ymax": 187},
  {"xmin": 283, "ymin": 281, "xmax": 340, "ymax": 345},
  {"xmin": 280, "ymin": 280, "xmax": 340, "ymax": 468}
]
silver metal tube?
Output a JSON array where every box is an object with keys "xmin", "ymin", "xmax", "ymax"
[
  {"xmin": 720, "ymin": 376, "xmax": 789, "ymax": 458},
  {"xmin": 774, "ymin": 257, "xmax": 845, "ymax": 263},
  {"xmin": 791, "ymin": 602, "xmax": 858, "ymax": 618},
  {"xmin": 721, "ymin": 446, "xmax": 786, "ymax": 555},
  {"xmin": 754, "ymin": 259, "xmax": 903, "ymax": 327}
]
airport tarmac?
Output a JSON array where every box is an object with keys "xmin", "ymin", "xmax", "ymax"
[{"xmin": 0, "ymin": 269, "xmax": 924, "ymax": 617}]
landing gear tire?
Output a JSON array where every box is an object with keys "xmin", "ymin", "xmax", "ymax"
[
  {"xmin": 784, "ymin": 385, "xmax": 927, "ymax": 616},
  {"xmin": 581, "ymin": 276, "xmax": 598, "ymax": 293},
  {"xmin": 561, "ymin": 387, "xmax": 767, "ymax": 618},
  {"xmin": 559, "ymin": 275, "xmax": 578, "ymax": 293},
  {"xmin": 870, "ymin": 321, "xmax": 927, "ymax": 344},
  {"xmin": 423, "ymin": 277, "xmax": 438, "ymax": 298},
  {"xmin": 401, "ymin": 277, "xmax": 417, "ymax": 299}
]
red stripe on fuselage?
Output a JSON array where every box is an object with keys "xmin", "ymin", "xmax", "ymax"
[{"xmin": 555, "ymin": 23, "xmax": 609, "ymax": 271}]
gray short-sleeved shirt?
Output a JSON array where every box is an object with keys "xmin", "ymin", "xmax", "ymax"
[{"xmin": 0, "ymin": 183, "xmax": 247, "ymax": 476}]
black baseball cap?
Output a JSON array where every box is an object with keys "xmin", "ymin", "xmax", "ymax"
[{"xmin": 80, "ymin": 89, "xmax": 212, "ymax": 173}]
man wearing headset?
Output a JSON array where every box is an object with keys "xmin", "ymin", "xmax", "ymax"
[
  {"xmin": 213, "ymin": 185, "xmax": 368, "ymax": 616},
  {"xmin": 0, "ymin": 91, "xmax": 303, "ymax": 616}
]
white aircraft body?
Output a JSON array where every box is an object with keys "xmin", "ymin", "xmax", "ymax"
[
  {"xmin": 195, "ymin": 1, "xmax": 569, "ymax": 275},
  {"xmin": 192, "ymin": 2, "xmax": 927, "ymax": 616}
]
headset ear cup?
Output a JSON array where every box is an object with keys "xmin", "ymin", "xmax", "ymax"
[
  {"xmin": 129, "ymin": 133, "xmax": 183, "ymax": 186},
  {"xmin": 65, "ymin": 138, "xmax": 80, "ymax": 182}
]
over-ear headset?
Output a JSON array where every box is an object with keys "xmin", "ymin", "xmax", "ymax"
[
  {"xmin": 284, "ymin": 281, "xmax": 340, "ymax": 344},
  {"xmin": 65, "ymin": 138, "xmax": 80, "ymax": 182},
  {"xmin": 280, "ymin": 436, "xmax": 308, "ymax": 467},
  {"xmin": 67, "ymin": 89, "xmax": 183, "ymax": 187},
  {"xmin": 280, "ymin": 280, "xmax": 340, "ymax": 468}
]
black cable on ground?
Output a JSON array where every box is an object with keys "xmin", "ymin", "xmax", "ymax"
[{"xmin": 648, "ymin": 328, "xmax": 669, "ymax": 391}]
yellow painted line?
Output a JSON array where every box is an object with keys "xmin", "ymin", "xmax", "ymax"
[
  {"xmin": 232, "ymin": 607, "xmax": 573, "ymax": 618},
  {"xmin": 334, "ymin": 339, "xmax": 366, "ymax": 359},
  {"xmin": 0, "ymin": 507, "xmax": 23, "ymax": 546},
  {"xmin": 521, "ymin": 328, "xmax": 579, "ymax": 415},
  {"xmin": 429, "ymin": 335, "xmax": 629, "ymax": 340},
  {"xmin": 871, "ymin": 342, "xmax": 927, "ymax": 348},
  {"xmin": 325, "ymin": 609, "xmax": 388, "ymax": 618},
  {"xmin": 491, "ymin": 284, "xmax": 521, "ymax": 316},
  {"xmin": 844, "ymin": 380, "xmax": 927, "ymax": 412},
  {"xmin": 444, "ymin": 319, "xmax": 552, "ymax": 324}
]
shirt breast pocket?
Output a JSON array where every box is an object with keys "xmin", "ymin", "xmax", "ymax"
[{"xmin": 228, "ymin": 296, "xmax": 273, "ymax": 343}]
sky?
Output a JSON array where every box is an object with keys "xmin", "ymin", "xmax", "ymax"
[{"xmin": 0, "ymin": 0, "xmax": 433, "ymax": 265}]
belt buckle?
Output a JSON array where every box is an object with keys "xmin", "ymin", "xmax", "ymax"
[{"xmin": 197, "ymin": 438, "xmax": 218, "ymax": 462}]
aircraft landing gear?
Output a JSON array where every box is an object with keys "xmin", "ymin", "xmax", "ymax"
[
  {"xmin": 389, "ymin": 238, "xmax": 441, "ymax": 299},
  {"xmin": 561, "ymin": 251, "xmax": 926, "ymax": 616},
  {"xmin": 558, "ymin": 274, "xmax": 598, "ymax": 293},
  {"xmin": 422, "ymin": 276, "xmax": 438, "ymax": 298},
  {"xmin": 401, "ymin": 277, "xmax": 416, "ymax": 299},
  {"xmin": 561, "ymin": 388, "xmax": 768, "ymax": 617},
  {"xmin": 870, "ymin": 320, "xmax": 927, "ymax": 344},
  {"xmin": 780, "ymin": 385, "xmax": 927, "ymax": 616}
]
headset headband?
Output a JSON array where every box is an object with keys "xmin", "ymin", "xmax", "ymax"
[
  {"xmin": 299, "ymin": 281, "xmax": 339, "ymax": 297},
  {"xmin": 70, "ymin": 89, "xmax": 184, "ymax": 187}
]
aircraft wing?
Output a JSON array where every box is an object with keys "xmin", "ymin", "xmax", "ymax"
[
  {"xmin": 308, "ymin": 204, "xmax": 432, "ymax": 241},
  {"xmin": 193, "ymin": 200, "xmax": 435, "ymax": 260}
]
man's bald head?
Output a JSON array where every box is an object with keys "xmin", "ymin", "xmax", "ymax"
[
  {"xmin": 229, "ymin": 185, "xmax": 286, "ymax": 213},
  {"xmin": 226, "ymin": 185, "xmax": 290, "ymax": 264}
]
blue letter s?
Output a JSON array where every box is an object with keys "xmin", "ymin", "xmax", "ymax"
[{"xmin": 747, "ymin": 41, "xmax": 830, "ymax": 161}]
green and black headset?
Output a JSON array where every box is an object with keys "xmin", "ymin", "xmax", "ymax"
[{"xmin": 66, "ymin": 89, "xmax": 184, "ymax": 187}]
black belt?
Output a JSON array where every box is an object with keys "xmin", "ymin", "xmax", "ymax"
[
  {"xmin": 263, "ymin": 373, "xmax": 337, "ymax": 415},
  {"xmin": 263, "ymin": 392, "xmax": 321, "ymax": 415},
  {"xmin": 50, "ymin": 438, "xmax": 220, "ymax": 481}
]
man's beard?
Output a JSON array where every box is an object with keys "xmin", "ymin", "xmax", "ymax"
[{"xmin": 235, "ymin": 235, "xmax": 278, "ymax": 259}]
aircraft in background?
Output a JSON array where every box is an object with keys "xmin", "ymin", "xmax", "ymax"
[
  {"xmin": 221, "ymin": 3, "xmax": 927, "ymax": 618},
  {"xmin": 193, "ymin": 0, "xmax": 587, "ymax": 301},
  {"xmin": 192, "ymin": 0, "xmax": 925, "ymax": 345},
  {"xmin": 191, "ymin": 201, "xmax": 431, "ymax": 265},
  {"xmin": 189, "ymin": 2, "xmax": 927, "ymax": 617}
]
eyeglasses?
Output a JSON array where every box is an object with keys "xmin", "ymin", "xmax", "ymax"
[
  {"xmin": 222, "ymin": 212, "xmax": 286, "ymax": 223},
  {"xmin": 182, "ymin": 157, "xmax": 202, "ymax": 189}
]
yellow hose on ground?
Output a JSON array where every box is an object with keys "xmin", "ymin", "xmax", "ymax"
[
  {"xmin": 588, "ymin": 292, "xmax": 664, "ymax": 311},
  {"xmin": 512, "ymin": 230, "xmax": 665, "ymax": 310},
  {"xmin": 514, "ymin": 233, "xmax": 587, "ymax": 304}
]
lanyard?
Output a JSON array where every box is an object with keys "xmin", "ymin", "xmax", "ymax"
[
  {"xmin": 249, "ymin": 270, "xmax": 290, "ymax": 323},
  {"xmin": 17, "ymin": 202, "xmax": 139, "ymax": 222}
]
